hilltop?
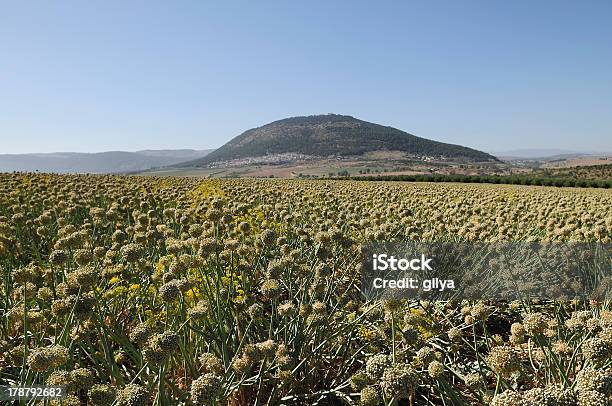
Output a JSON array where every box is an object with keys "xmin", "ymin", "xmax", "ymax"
[{"xmin": 180, "ymin": 114, "xmax": 497, "ymax": 167}]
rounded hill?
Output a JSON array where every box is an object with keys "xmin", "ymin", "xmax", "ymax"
[{"xmin": 183, "ymin": 114, "xmax": 497, "ymax": 166}]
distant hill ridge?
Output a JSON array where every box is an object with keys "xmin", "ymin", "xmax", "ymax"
[
  {"xmin": 0, "ymin": 149, "xmax": 212, "ymax": 173},
  {"xmin": 181, "ymin": 114, "xmax": 497, "ymax": 166}
]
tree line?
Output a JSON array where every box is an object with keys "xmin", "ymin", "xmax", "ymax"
[{"xmin": 343, "ymin": 174, "xmax": 612, "ymax": 188}]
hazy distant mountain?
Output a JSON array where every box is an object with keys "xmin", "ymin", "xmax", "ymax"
[
  {"xmin": 491, "ymin": 149, "xmax": 593, "ymax": 160},
  {"xmin": 180, "ymin": 114, "xmax": 497, "ymax": 167},
  {"xmin": 0, "ymin": 149, "xmax": 213, "ymax": 173}
]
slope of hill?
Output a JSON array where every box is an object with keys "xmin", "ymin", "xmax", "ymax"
[
  {"xmin": 180, "ymin": 114, "xmax": 497, "ymax": 167},
  {"xmin": 0, "ymin": 149, "xmax": 212, "ymax": 173}
]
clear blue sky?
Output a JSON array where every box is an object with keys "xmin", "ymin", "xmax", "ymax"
[{"xmin": 1, "ymin": 1, "xmax": 611, "ymax": 154}]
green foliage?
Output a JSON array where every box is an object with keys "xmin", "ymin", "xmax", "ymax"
[{"xmin": 351, "ymin": 173, "xmax": 612, "ymax": 188}]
